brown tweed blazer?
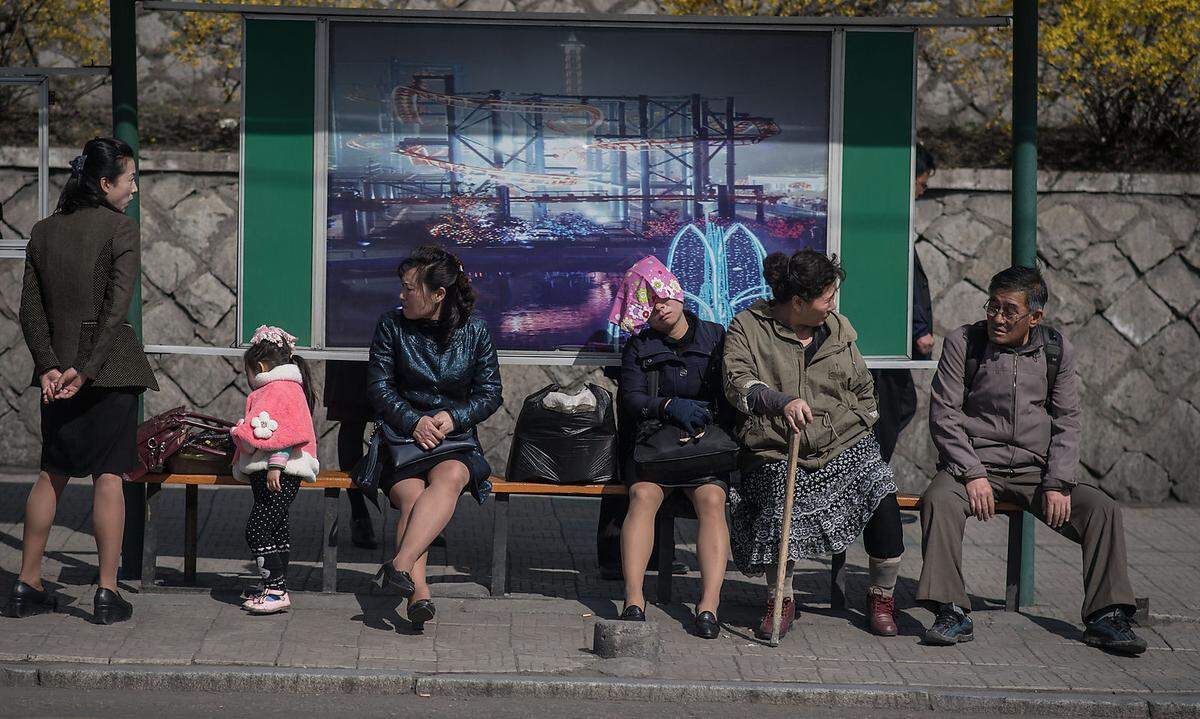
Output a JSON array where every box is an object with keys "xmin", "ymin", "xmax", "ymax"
[{"xmin": 19, "ymin": 205, "xmax": 158, "ymax": 391}]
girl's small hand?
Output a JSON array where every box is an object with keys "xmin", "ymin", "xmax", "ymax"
[{"xmin": 267, "ymin": 468, "xmax": 282, "ymax": 493}]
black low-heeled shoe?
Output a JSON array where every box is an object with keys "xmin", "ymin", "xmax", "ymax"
[
  {"xmin": 2, "ymin": 581, "xmax": 56, "ymax": 618},
  {"xmin": 619, "ymin": 604, "xmax": 646, "ymax": 622},
  {"xmin": 373, "ymin": 563, "xmax": 415, "ymax": 598},
  {"xmin": 693, "ymin": 611, "xmax": 720, "ymax": 639},
  {"xmin": 93, "ymin": 588, "xmax": 133, "ymax": 625},
  {"xmin": 407, "ymin": 599, "xmax": 436, "ymax": 630}
]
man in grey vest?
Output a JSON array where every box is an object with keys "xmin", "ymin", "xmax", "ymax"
[{"xmin": 917, "ymin": 266, "xmax": 1145, "ymax": 655}]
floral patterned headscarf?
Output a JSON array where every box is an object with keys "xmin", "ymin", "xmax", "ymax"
[{"xmin": 608, "ymin": 255, "xmax": 685, "ymax": 334}]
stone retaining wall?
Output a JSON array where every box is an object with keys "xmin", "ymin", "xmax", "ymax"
[{"xmin": 1, "ymin": 150, "xmax": 1196, "ymax": 502}]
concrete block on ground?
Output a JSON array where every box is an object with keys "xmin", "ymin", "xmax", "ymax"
[{"xmin": 592, "ymin": 619, "xmax": 659, "ymax": 660}]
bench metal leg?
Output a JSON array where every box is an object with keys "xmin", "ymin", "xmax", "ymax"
[
  {"xmin": 491, "ymin": 494, "xmax": 509, "ymax": 596},
  {"xmin": 655, "ymin": 511, "xmax": 674, "ymax": 604},
  {"xmin": 830, "ymin": 551, "xmax": 847, "ymax": 610},
  {"xmin": 323, "ymin": 488, "xmax": 339, "ymax": 593},
  {"xmin": 141, "ymin": 484, "xmax": 161, "ymax": 592},
  {"xmin": 184, "ymin": 485, "xmax": 198, "ymax": 585},
  {"xmin": 1006, "ymin": 511, "xmax": 1034, "ymax": 611}
]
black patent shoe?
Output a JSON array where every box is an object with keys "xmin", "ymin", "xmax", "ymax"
[
  {"xmin": 373, "ymin": 563, "xmax": 415, "ymax": 598},
  {"xmin": 1084, "ymin": 609, "xmax": 1148, "ymax": 655},
  {"xmin": 351, "ymin": 517, "xmax": 378, "ymax": 550},
  {"xmin": 93, "ymin": 588, "xmax": 133, "ymax": 625},
  {"xmin": 2, "ymin": 581, "xmax": 56, "ymax": 618},
  {"xmin": 694, "ymin": 611, "xmax": 720, "ymax": 639},
  {"xmin": 619, "ymin": 604, "xmax": 646, "ymax": 622},
  {"xmin": 407, "ymin": 599, "xmax": 436, "ymax": 630}
]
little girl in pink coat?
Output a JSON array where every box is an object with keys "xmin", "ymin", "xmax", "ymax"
[{"xmin": 231, "ymin": 325, "xmax": 318, "ymax": 615}]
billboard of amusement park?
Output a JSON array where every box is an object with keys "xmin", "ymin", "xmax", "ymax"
[{"xmin": 325, "ymin": 21, "xmax": 831, "ymax": 352}]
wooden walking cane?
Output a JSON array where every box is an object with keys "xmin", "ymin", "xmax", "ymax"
[{"xmin": 769, "ymin": 429, "xmax": 803, "ymax": 647}]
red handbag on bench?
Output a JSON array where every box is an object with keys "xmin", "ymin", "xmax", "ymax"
[{"xmin": 128, "ymin": 406, "xmax": 235, "ymax": 480}]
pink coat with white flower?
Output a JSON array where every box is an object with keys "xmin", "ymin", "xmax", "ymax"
[{"xmin": 230, "ymin": 364, "xmax": 320, "ymax": 482}]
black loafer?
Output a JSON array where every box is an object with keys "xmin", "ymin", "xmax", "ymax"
[
  {"xmin": 351, "ymin": 517, "xmax": 378, "ymax": 550},
  {"xmin": 694, "ymin": 611, "xmax": 720, "ymax": 639},
  {"xmin": 373, "ymin": 563, "xmax": 415, "ymax": 598},
  {"xmin": 619, "ymin": 605, "xmax": 646, "ymax": 622},
  {"xmin": 93, "ymin": 588, "xmax": 133, "ymax": 625},
  {"xmin": 2, "ymin": 581, "xmax": 56, "ymax": 618},
  {"xmin": 407, "ymin": 599, "xmax": 436, "ymax": 630}
]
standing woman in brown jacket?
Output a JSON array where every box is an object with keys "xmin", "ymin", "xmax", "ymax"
[{"xmin": 5, "ymin": 138, "xmax": 158, "ymax": 624}]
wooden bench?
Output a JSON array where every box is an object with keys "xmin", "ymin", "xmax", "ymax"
[{"xmin": 131, "ymin": 472, "xmax": 1030, "ymax": 611}]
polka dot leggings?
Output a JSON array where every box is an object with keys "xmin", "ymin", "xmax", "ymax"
[{"xmin": 245, "ymin": 472, "xmax": 301, "ymax": 591}]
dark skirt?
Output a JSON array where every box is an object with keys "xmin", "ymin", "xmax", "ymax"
[
  {"xmin": 379, "ymin": 449, "xmax": 493, "ymax": 507},
  {"xmin": 40, "ymin": 386, "xmax": 140, "ymax": 477}
]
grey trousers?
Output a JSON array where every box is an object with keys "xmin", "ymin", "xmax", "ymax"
[{"xmin": 916, "ymin": 470, "xmax": 1136, "ymax": 621}]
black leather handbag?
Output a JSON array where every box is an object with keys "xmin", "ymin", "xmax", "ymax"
[
  {"xmin": 351, "ymin": 421, "xmax": 482, "ymax": 495},
  {"xmin": 631, "ymin": 372, "xmax": 739, "ymax": 485}
]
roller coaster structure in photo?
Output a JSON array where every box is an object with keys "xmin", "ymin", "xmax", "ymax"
[{"xmin": 332, "ymin": 71, "xmax": 786, "ymax": 229}]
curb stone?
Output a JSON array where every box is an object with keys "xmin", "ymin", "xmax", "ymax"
[
  {"xmin": 3, "ymin": 663, "xmax": 413, "ymax": 695},
  {"xmin": 0, "ymin": 662, "xmax": 1196, "ymax": 716},
  {"xmin": 1149, "ymin": 697, "xmax": 1200, "ymax": 719}
]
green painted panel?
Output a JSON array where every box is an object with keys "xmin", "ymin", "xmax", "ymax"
[
  {"xmin": 241, "ymin": 18, "xmax": 315, "ymax": 345},
  {"xmin": 839, "ymin": 31, "xmax": 914, "ymax": 358}
]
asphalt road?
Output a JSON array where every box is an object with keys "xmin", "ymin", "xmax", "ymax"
[{"xmin": 0, "ymin": 686, "xmax": 1074, "ymax": 719}]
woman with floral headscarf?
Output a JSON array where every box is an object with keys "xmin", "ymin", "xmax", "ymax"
[{"xmin": 610, "ymin": 256, "xmax": 732, "ymax": 639}]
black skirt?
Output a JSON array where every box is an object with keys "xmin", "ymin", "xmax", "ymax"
[{"xmin": 40, "ymin": 386, "xmax": 140, "ymax": 477}]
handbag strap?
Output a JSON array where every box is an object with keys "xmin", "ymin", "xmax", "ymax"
[{"xmin": 647, "ymin": 368, "xmax": 660, "ymax": 400}]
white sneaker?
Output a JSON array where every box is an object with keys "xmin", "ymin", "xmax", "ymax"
[{"xmin": 242, "ymin": 590, "xmax": 290, "ymax": 615}]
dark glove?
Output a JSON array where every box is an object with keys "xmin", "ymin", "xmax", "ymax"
[{"xmin": 663, "ymin": 399, "xmax": 710, "ymax": 435}]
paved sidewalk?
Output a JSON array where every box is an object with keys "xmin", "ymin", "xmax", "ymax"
[{"xmin": 1, "ymin": 473, "xmax": 1199, "ymax": 702}]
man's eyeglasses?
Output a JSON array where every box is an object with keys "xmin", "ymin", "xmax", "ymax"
[{"xmin": 982, "ymin": 301, "xmax": 1032, "ymax": 322}]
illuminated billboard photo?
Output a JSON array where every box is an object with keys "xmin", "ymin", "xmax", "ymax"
[{"xmin": 325, "ymin": 22, "xmax": 831, "ymax": 351}]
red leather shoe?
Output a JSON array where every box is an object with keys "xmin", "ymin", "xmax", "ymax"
[
  {"xmin": 867, "ymin": 588, "xmax": 898, "ymax": 636},
  {"xmin": 755, "ymin": 596, "xmax": 795, "ymax": 640}
]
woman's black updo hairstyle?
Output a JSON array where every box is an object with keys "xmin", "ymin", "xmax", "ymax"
[
  {"xmin": 762, "ymin": 250, "xmax": 846, "ymax": 305},
  {"xmin": 398, "ymin": 244, "xmax": 476, "ymax": 348},
  {"xmin": 56, "ymin": 137, "xmax": 135, "ymax": 215}
]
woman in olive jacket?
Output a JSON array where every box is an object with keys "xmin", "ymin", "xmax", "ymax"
[
  {"xmin": 6, "ymin": 137, "xmax": 158, "ymax": 625},
  {"xmin": 723, "ymin": 250, "xmax": 903, "ymax": 640}
]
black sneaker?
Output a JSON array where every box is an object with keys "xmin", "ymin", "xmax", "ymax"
[
  {"xmin": 924, "ymin": 604, "xmax": 974, "ymax": 645},
  {"xmin": 1084, "ymin": 609, "xmax": 1148, "ymax": 655}
]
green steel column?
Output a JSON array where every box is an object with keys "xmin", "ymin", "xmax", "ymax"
[
  {"xmin": 1012, "ymin": 0, "xmax": 1038, "ymax": 607},
  {"xmin": 111, "ymin": 0, "xmax": 145, "ymax": 579}
]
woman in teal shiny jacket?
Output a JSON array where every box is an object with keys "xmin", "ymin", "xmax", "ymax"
[{"xmin": 367, "ymin": 245, "xmax": 502, "ymax": 628}]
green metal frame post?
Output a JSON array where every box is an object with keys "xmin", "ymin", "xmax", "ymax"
[
  {"xmin": 1012, "ymin": 0, "xmax": 1038, "ymax": 607},
  {"xmin": 111, "ymin": 0, "xmax": 145, "ymax": 579}
]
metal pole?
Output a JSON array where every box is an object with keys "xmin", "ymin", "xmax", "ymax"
[
  {"xmin": 111, "ymin": 0, "xmax": 145, "ymax": 580},
  {"xmin": 1012, "ymin": 0, "xmax": 1037, "ymax": 606}
]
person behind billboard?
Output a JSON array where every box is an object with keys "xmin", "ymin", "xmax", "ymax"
[
  {"xmin": 723, "ymin": 250, "xmax": 905, "ymax": 640},
  {"xmin": 367, "ymin": 245, "xmax": 502, "ymax": 630},
  {"xmin": 871, "ymin": 143, "xmax": 937, "ymax": 464}
]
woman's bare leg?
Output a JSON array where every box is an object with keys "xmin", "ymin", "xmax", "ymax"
[
  {"xmin": 685, "ymin": 483, "xmax": 729, "ymax": 616},
  {"xmin": 17, "ymin": 472, "xmax": 70, "ymax": 590},
  {"xmin": 620, "ymin": 482, "xmax": 667, "ymax": 611}
]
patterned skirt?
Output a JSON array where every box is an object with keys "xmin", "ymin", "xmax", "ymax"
[{"xmin": 729, "ymin": 433, "xmax": 897, "ymax": 576}]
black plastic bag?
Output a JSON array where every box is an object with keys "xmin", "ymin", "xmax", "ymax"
[{"xmin": 507, "ymin": 383, "xmax": 617, "ymax": 485}]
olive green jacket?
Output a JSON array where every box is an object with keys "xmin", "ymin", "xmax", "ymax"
[{"xmin": 723, "ymin": 301, "xmax": 878, "ymax": 472}]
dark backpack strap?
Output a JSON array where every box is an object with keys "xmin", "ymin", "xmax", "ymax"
[
  {"xmin": 1042, "ymin": 325, "xmax": 1064, "ymax": 408},
  {"xmin": 962, "ymin": 320, "xmax": 989, "ymax": 408}
]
